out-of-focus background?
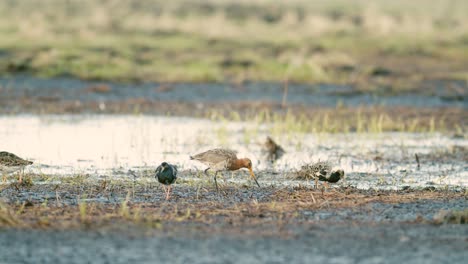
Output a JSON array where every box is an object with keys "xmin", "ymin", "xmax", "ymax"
[
  {"xmin": 0, "ymin": 0, "xmax": 466, "ymax": 129},
  {"xmin": 1, "ymin": 0, "xmax": 467, "ymax": 84}
]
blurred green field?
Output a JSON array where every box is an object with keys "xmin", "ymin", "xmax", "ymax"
[{"xmin": 1, "ymin": 0, "xmax": 467, "ymax": 86}]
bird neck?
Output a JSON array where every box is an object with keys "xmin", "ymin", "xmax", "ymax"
[{"xmin": 229, "ymin": 158, "xmax": 247, "ymax": 170}]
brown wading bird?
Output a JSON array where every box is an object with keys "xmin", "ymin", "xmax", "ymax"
[
  {"xmin": 263, "ymin": 136, "xmax": 285, "ymax": 162},
  {"xmin": 0, "ymin": 151, "xmax": 33, "ymax": 184},
  {"xmin": 190, "ymin": 148, "xmax": 260, "ymax": 192}
]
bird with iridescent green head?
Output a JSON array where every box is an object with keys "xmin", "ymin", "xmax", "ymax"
[{"xmin": 155, "ymin": 162, "xmax": 178, "ymax": 200}]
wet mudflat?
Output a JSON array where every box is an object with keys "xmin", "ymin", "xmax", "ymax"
[
  {"xmin": 0, "ymin": 97, "xmax": 466, "ymax": 263},
  {"xmin": 0, "ymin": 77, "xmax": 465, "ymax": 132},
  {"xmin": 0, "ymin": 180, "xmax": 466, "ymax": 263},
  {"xmin": 0, "ymin": 76, "xmax": 465, "ymax": 108},
  {"xmin": 1, "ymin": 179, "xmax": 466, "ymax": 228}
]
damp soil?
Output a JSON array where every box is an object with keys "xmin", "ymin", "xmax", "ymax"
[
  {"xmin": 1, "ymin": 75, "xmax": 465, "ymax": 107},
  {"xmin": 0, "ymin": 181, "xmax": 466, "ymax": 263},
  {"xmin": 0, "ymin": 75, "xmax": 466, "ymax": 117}
]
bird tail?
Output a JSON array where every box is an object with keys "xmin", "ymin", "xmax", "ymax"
[{"xmin": 189, "ymin": 156, "xmax": 194, "ymax": 160}]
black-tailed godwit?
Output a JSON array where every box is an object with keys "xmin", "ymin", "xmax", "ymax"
[{"xmin": 190, "ymin": 148, "xmax": 259, "ymax": 192}]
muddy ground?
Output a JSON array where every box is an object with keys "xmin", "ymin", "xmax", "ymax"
[
  {"xmin": 0, "ymin": 75, "xmax": 466, "ymax": 263},
  {"xmin": 0, "ymin": 177, "xmax": 467, "ymax": 263},
  {"xmin": 0, "ymin": 76, "xmax": 466, "ymax": 108},
  {"xmin": 0, "ymin": 77, "xmax": 465, "ymax": 126}
]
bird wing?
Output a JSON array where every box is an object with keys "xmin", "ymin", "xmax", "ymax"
[
  {"xmin": 299, "ymin": 161, "xmax": 332, "ymax": 180},
  {"xmin": 171, "ymin": 164, "xmax": 178, "ymax": 178},
  {"xmin": 155, "ymin": 164, "xmax": 163, "ymax": 177},
  {"xmin": 327, "ymin": 170, "xmax": 344, "ymax": 183},
  {"xmin": 191, "ymin": 149, "xmax": 237, "ymax": 165}
]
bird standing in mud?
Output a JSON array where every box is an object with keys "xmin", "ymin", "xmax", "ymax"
[
  {"xmin": 263, "ymin": 136, "xmax": 285, "ymax": 162},
  {"xmin": 190, "ymin": 148, "xmax": 260, "ymax": 192},
  {"xmin": 0, "ymin": 151, "xmax": 33, "ymax": 184},
  {"xmin": 299, "ymin": 161, "xmax": 344, "ymax": 189},
  {"xmin": 155, "ymin": 162, "xmax": 178, "ymax": 200}
]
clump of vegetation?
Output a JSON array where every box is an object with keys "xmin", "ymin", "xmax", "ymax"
[
  {"xmin": 19, "ymin": 176, "xmax": 34, "ymax": 188},
  {"xmin": 0, "ymin": 202, "xmax": 24, "ymax": 228},
  {"xmin": 207, "ymin": 107, "xmax": 465, "ymax": 134}
]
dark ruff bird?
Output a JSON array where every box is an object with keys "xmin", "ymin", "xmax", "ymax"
[
  {"xmin": 322, "ymin": 169, "xmax": 344, "ymax": 183},
  {"xmin": 155, "ymin": 162, "xmax": 178, "ymax": 200},
  {"xmin": 190, "ymin": 148, "xmax": 259, "ymax": 192},
  {"xmin": 0, "ymin": 151, "xmax": 33, "ymax": 184},
  {"xmin": 299, "ymin": 161, "xmax": 344, "ymax": 188}
]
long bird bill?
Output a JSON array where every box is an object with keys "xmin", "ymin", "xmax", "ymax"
[{"xmin": 249, "ymin": 168, "xmax": 260, "ymax": 187}]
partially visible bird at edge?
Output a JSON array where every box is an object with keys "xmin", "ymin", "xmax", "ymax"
[
  {"xmin": 263, "ymin": 136, "xmax": 285, "ymax": 162},
  {"xmin": 190, "ymin": 148, "xmax": 259, "ymax": 192},
  {"xmin": 155, "ymin": 162, "xmax": 178, "ymax": 200},
  {"xmin": 0, "ymin": 151, "xmax": 33, "ymax": 184}
]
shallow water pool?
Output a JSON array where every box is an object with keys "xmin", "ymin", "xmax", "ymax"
[{"xmin": 0, "ymin": 115, "xmax": 466, "ymax": 190}]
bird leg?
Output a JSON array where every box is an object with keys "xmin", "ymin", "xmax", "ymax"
[
  {"xmin": 204, "ymin": 168, "xmax": 210, "ymax": 177},
  {"xmin": 161, "ymin": 185, "xmax": 168, "ymax": 200},
  {"xmin": 165, "ymin": 185, "xmax": 172, "ymax": 200},
  {"xmin": 204, "ymin": 168, "xmax": 219, "ymax": 193},
  {"xmin": 314, "ymin": 178, "xmax": 318, "ymax": 189},
  {"xmin": 213, "ymin": 171, "xmax": 219, "ymax": 193}
]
